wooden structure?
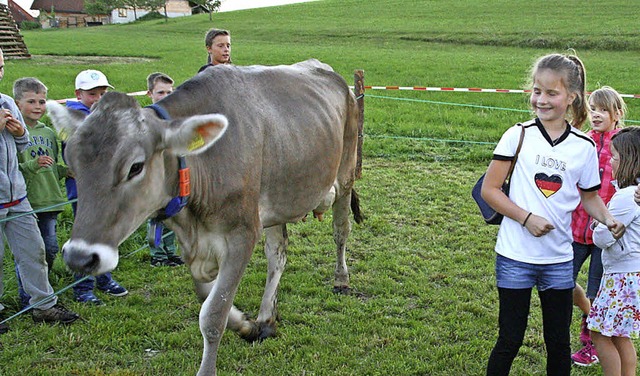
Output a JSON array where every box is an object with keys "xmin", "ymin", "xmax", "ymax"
[
  {"xmin": 354, "ymin": 70, "xmax": 364, "ymax": 179},
  {"xmin": 31, "ymin": 0, "xmax": 109, "ymax": 28},
  {"xmin": 0, "ymin": 1, "xmax": 29, "ymax": 59}
]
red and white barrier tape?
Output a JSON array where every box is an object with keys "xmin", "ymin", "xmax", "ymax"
[
  {"xmin": 364, "ymin": 86, "xmax": 640, "ymax": 99},
  {"xmin": 55, "ymin": 91, "xmax": 148, "ymax": 104},
  {"xmin": 54, "ymin": 87, "xmax": 640, "ymax": 104}
]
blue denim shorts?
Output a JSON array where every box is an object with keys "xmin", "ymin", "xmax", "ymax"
[{"xmin": 496, "ymin": 254, "xmax": 575, "ymax": 291}]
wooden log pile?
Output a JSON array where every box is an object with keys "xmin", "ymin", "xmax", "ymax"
[{"xmin": 0, "ymin": 3, "xmax": 30, "ymax": 59}]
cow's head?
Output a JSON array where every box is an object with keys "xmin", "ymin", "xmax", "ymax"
[{"xmin": 47, "ymin": 92, "xmax": 227, "ymax": 276}]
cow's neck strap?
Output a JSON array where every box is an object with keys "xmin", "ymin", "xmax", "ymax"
[
  {"xmin": 146, "ymin": 103, "xmax": 190, "ymax": 248},
  {"xmin": 148, "ymin": 155, "xmax": 190, "ymax": 247},
  {"xmin": 146, "ymin": 103, "xmax": 171, "ymax": 121},
  {"xmin": 157, "ymin": 156, "xmax": 190, "ymax": 220}
]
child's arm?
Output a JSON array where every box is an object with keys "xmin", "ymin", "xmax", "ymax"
[
  {"xmin": 481, "ymin": 159, "xmax": 554, "ymax": 236},
  {"xmin": 56, "ymin": 164, "xmax": 69, "ymax": 181},
  {"xmin": 593, "ymin": 190, "xmax": 635, "ymax": 248},
  {"xmin": 54, "ymin": 136, "xmax": 69, "ymax": 180},
  {"xmin": 580, "ymin": 189, "xmax": 625, "ymax": 239},
  {"xmin": 18, "ymin": 157, "xmax": 42, "ymax": 175}
]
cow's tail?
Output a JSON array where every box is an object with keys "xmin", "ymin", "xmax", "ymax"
[{"xmin": 351, "ymin": 188, "xmax": 364, "ymax": 224}]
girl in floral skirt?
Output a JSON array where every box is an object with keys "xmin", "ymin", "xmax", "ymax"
[{"xmin": 589, "ymin": 126, "xmax": 640, "ymax": 376}]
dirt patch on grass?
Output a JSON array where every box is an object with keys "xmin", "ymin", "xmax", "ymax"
[{"xmin": 30, "ymin": 55, "xmax": 155, "ymax": 65}]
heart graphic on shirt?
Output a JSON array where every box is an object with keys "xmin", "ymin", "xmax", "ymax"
[{"xmin": 535, "ymin": 173, "xmax": 563, "ymax": 198}]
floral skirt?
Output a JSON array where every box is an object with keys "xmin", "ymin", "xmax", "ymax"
[{"xmin": 587, "ymin": 272, "xmax": 640, "ymax": 339}]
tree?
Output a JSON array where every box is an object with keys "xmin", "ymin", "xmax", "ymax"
[
  {"xmin": 121, "ymin": 0, "xmax": 142, "ymax": 19},
  {"xmin": 191, "ymin": 0, "xmax": 221, "ymax": 21},
  {"xmin": 143, "ymin": 0, "xmax": 167, "ymax": 15},
  {"xmin": 84, "ymin": 0, "xmax": 121, "ymax": 22}
]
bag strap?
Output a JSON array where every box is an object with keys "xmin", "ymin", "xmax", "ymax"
[{"xmin": 505, "ymin": 123, "xmax": 525, "ymax": 182}]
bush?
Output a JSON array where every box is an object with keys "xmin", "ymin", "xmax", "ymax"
[
  {"xmin": 20, "ymin": 20, "xmax": 41, "ymax": 30},
  {"xmin": 136, "ymin": 11, "xmax": 165, "ymax": 22}
]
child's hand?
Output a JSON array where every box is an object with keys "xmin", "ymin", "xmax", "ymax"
[
  {"xmin": 605, "ymin": 218, "xmax": 626, "ymax": 240},
  {"xmin": 0, "ymin": 109, "xmax": 11, "ymax": 131},
  {"xmin": 5, "ymin": 117, "xmax": 25, "ymax": 137},
  {"xmin": 524, "ymin": 213, "xmax": 555, "ymax": 237},
  {"xmin": 37, "ymin": 156, "xmax": 54, "ymax": 168}
]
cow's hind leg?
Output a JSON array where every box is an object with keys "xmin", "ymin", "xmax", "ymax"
[
  {"xmin": 332, "ymin": 189, "xmax": 352, "ymax": 294},
  {"xmin": 248, "ymin": 224, "xmax": 288, "ymax": 341}
]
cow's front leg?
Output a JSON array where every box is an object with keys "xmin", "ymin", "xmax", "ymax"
[
  {"xmin": 193, "ymin": 279, "xmax": 259, "ymax": 341},
  {"xmin": 331, "ymin": 190, "xmax": 352, "ymax": 294},
  {"xmin": 196, "ymin": 230, "xmax": 257, "ymax": 376},
  {"xmin": 251, "ymin": 224, "xmax": 288, "ymax": 341}
]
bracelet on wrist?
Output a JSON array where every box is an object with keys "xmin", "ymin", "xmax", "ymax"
[{"xmin": 522, "ymin": 212, "xmax": 532, "ymax": 227}]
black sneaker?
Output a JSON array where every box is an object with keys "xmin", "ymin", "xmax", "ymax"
[
  {"xmin": 151, "ymin": 258, "xmax": 178, "ymax": 267},
  {"xmin": 75, "ymin": 291, "xmax": 105, "ymax": 306},
  {"xmin": 167, "ymin": 255, "xmax": 185, "ymax": 265},
  {"xmin": 96, "ymin": 280, "xmax": 128, "ymax": 297},
  {"xmin": 32, "ymin": 304, "xmax": 80, "ymax": 324}
]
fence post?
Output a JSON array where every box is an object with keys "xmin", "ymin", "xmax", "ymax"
[{"xmin": 354, "ymin": 69, "xmax": 364, "ymax": 179}]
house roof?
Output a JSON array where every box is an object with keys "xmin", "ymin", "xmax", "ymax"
[
  {"xmin": 8, "ymin": 0, "xmax": 36, "ymax": 23},
  {"xmin": 31, "ymin": 0, "xmax": 86, "ymax": 14}
]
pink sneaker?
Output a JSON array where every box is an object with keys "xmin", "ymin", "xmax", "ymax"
[
  {"xmin": 572, "ymin": 342, "xmax": 599, "ymax": 367},
  {"xmin": 579, "ymin": 315, "xmax": 591, "ymax": 345}
]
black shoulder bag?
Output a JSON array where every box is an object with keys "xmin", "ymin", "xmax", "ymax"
[{"xmin": 471, "ymin": 124, "xmax": 525, "ymax": 225}]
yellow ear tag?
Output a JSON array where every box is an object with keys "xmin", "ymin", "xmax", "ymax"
[{"xmin": 188, "ymin": 133, "xmax": 205, "ymax": 151}]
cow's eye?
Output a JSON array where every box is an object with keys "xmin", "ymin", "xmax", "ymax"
[{"xmin": 127, "ymin": 162, "xmax": 144, "ymax": 180}]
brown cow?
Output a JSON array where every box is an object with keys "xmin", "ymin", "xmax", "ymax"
[{"xmin": 47, "ymin": 59, "xmax": 361, "ymax": 375}]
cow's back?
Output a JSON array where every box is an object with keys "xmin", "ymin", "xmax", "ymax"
[{"xmin": 159, "ymin": 59, "xmax": 357, "ymax": 227}]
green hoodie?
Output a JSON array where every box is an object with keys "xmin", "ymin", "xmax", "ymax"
[{"xmin": 17, "ymin": 121, "xmax": 68, "ymax": 211}]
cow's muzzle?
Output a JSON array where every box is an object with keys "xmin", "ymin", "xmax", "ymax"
[{"xmin": 62, "ymin": 239, "xmax": 119, "ymax": 276}]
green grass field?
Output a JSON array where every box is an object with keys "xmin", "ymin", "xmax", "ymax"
[{"xmin": 1, "ymin": 0, "xmax": 639, "ymax": 374}]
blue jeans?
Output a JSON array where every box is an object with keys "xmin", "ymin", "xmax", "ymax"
[
  {"xmin": 572, "ymin": 242, "xmax": 603, "ymax": 299},
  {"xmin": 495, "ymin": 254, "xmax": 574, "ymax": 290},
  {"xmin": 37, "ymin": 211, "xmax": 60, "ymax": 271}
]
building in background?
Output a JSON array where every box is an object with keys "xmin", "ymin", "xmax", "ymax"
[
  {"xmin": 7, "ymin": 0, "xmax": 35, "ymax": 25},
  {"xmin": 30, "ymin": 0, "xmax": 192, "ymax": 27},
  {"xmin": 31, "ymin": 0, "xmax": 108, "ymax": 28},
  {"xmin": 111, "ymin": 0, "xmax": 191, "ymax": 24}
]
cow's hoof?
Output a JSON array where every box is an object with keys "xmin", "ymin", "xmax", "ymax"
[
  {"xmin": 332, "ymin": 286, "xmax": 351, "ymax": 295},
  {"xmin": 237, "ymin": 321, "xmax": 261, "ymax": 343},
  {"xmin": 257, "ymin": 321, "xmax": 277, "ymax": 341}
]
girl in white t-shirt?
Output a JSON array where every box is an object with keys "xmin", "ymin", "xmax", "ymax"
[
  {"xmin": 481, "ymin": 52, "xmax": 625, "ymax": 375},
  {"xmin": 589, "ymin": 127, "xmax": 640, "ymax": 376}
]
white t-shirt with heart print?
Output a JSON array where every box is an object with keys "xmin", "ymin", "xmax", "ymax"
[{"xmin": 492, "ymin": 118, "xmax": 600, "ymax": 264}]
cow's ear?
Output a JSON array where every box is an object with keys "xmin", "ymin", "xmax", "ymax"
[
  {"xmin": 166, "ymin": 114, "xmax": 228, "ymax": 155},
  {"xmin": 46, "ymin": 100, "xmax": 87, "ymax": 142}
]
